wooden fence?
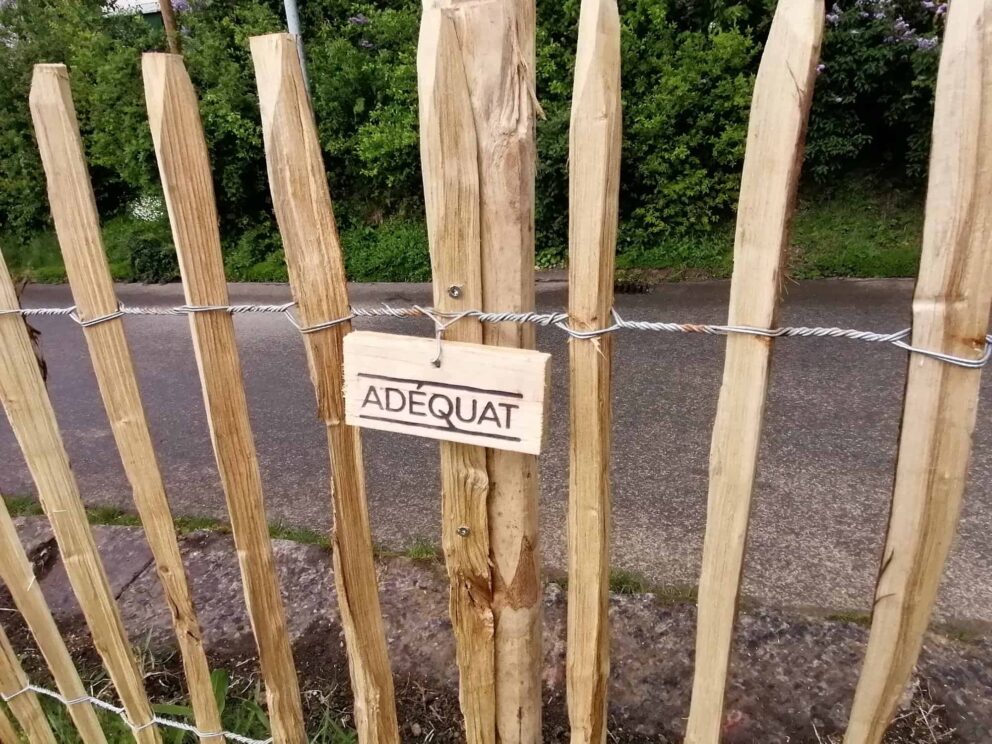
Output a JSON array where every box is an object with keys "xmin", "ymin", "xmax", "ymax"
[{"xmin": 0, "ymin": 0, "xmax": 990, "ymax": 742}]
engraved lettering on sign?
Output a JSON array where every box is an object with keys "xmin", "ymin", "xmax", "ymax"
[
  {"xmin": 358, "ymin": 373, "xmax": 522, "ymax": 442},
  {"xmin": 343, "ymin": 331, "xmax": 550, "ymax": 454}
]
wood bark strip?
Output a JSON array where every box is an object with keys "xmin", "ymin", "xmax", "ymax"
[
  {"xmin": 0, "ymin": 693, "xmax": 19, "ymax": 744},
  {"xmin": 29, "ymin": 62, "xmax": 224, "ymax": 744},
  {"xmin": 844, "ymin": 2, "xmax": 992, "ymax": 741},
  {"xmin": 435, "ymin": 0, "xmax": 543, "ymax": 737},
  {"xmin": 0, "ymin": 622, "xmax": 55, "ymax": 744},
  {"xmin": 250, "ymin": 33, "xmax": 399, "ymax": 744},
  {"xmin": 0, "ymin": 255, "xmax": 160, "ymax": 744},
  {"xmin": 0, "ymin": 499, "xmax": 107, "ymax": 744},
  {"xmin": 684, "ymin": 1, "xmax": 823, "ymax": 741},
  {"xmin": 417, "ymin": 10, "xmax": 495, "ymax": 740},
  {"xmin": 566, "ymin": 0, "xmax": 621, "ymax": 739},
  {"xmin": 142, "ymin": 52, "xmax": 306, "ymax": 744}
]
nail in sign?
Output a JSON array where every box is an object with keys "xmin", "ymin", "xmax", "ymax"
[{"xmin": 343, "ymin": 331, "xmax": 551, "ymax": 454}]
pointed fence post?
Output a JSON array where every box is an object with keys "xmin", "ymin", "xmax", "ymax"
[
  {"xmin": 143, "ymin": 52, "xmax": 306, "ymax": 744},
  {"xmin": 845, "ymin": 1, "xmax": 992, "ymax": 741},
  {"xmin": 565, "ymin": 0, "xmax": 621, "ymax": 739},
  {"xmin": 29, "ymin": 62, "xmax": 224, "ymax": 743},
  {"xmin": 436, "ymin": 0, "xmax": 543, "ymax": 737},
  {"xmin": 250, "ymin": 33, "xmax": 399, "ymax": 744},
  {"xmin": 0, "ymin": 623, "xmax": 56, "ymax": 744},
  {"xmin": 684, "ymin": 0, "xmax": 823, "ymax": 741},
  {"xmin": 0, "ymin": 498, "xmax": 107, "ymax": 744},
  {"xmin": 0, "ymin": 253, "xmax": 160, "ymax": 744},
  {"xmin": 417, "ymin": 8, "xmax": 495, "ymax": 742}
]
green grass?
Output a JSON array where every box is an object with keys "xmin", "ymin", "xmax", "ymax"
[
  {"xmin": 9, "ymin": 667, "xmax": 356, "ymax": 743},
  {"xmin": 789, "ymin": 182, "xmax": 923, "ymax": 279},
  {"xmin": 1, "ymin": 180, "xmax": 925, "ymax": 284}
]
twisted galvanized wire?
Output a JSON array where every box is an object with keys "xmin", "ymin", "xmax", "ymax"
[
  {"xmin": 2, "ymin": 302, "xmax": 990, "ymax": 368},
  {"xmin": 1, "ymin": 684, "xmax": 272, "ymax": 744}
]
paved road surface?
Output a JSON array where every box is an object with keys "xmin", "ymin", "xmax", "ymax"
[{"xmin": 2, "ymin": 279, "xmax": 990, "ymax": 624}]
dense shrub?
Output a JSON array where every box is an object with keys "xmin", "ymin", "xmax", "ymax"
[{"xmin": 0, "ymin": 0, "xmax": 945, "ymax": 281}]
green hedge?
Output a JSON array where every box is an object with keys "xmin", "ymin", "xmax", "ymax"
[{"xmin": 0, "ymin": 0, "xmax": 946, "ymax": 282}]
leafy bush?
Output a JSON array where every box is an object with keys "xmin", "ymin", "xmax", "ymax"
[
  {"xmin": 807, "ymin": 0, "xmax": 944, "ymax": 182},
  {"xmin": 104, "ymin": 215, "xmax": 179, "ymax": 283},
  {"xmin": 342, "ymin": 218, "xmax": 431, "ymax": 282},
  {"xmin": 0, "ymin": 0, "xmax": 944, "ymax": 282}
]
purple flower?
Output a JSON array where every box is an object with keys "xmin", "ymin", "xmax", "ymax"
[
  {"xmin": 916, "ymin": 36, "xmax": 938, "ymax": 50},
  {"xmin": 816, "ymin": 63, "xmax": 826, "ymax": 74},
  {"xmin": 359, "ymin": 39, "xmax": 375, "ymax": 49},
  {"xmin": 826, "ymin": 12, "xmax": 840, "ymax": 24},
  {"xmin": 172, "ymin": 0, "xmax": 189, "ymax": 10},
  {"xmin": 935, "ymin": 3, "xmax": 947, "ymax": 15},
  {"xmin": 348, "ymin": 14, "xmax": 370, "ymax": 25}
]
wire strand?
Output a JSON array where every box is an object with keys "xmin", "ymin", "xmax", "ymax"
[
  {"xmin": 1, "ymin": 684, "xmax": 272, "ymax": 744},
  {"xmin": 3, "ymin": 301, "xmax": 989, "ymax": 368}
]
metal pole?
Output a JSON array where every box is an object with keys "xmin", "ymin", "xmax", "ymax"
[{"xmin": 282, "ymin": 0, "xmax": 310, "ymax": 92}]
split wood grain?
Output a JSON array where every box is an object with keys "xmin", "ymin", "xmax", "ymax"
[
  {"xmin": 0, "ymin": 254, "xmax": 160, "ymax": 744},
  {"xmin": 844, "ymin": 2, "xmax": 992, "ymax": 741},
  {"xmin": 436, "ymin": 0, "xmax": 543, "ymax": 736},
  {"xmin": 417, "ymin": 10, "xmax": 496, "ymax": 740},
  {"xmin": 684, "ymin": 1, "xmax": 823, "ymax": 742},
  {"xmin": 249, "ymin": 33, "xmax": 399, "ymax": 744},
  {"xmin": 142, "ymin": 52, "xmax": 306, "ymax": 744},
  {"xmin": 29, "ymin": 63, "xmax": 224, "ymax": 744},
  {"xmin": 0, "ymin": 693, "xmax": 19, "ymax": 744},
  {"xmin": 566, "ymin": 0, "xmax": 621, "ymax": 740},
  {"xmin": 0, "ymin": 499, "xmax": 107, "ymax": 744},
  {"xmin": 0, "ymin": 622, "xmax": 56, "ymax": 744}
]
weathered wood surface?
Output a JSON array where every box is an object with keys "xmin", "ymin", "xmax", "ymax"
[
  {"xmin": 566, "ymin": 0, "xmax": 621, "ymax": 739},
  {"xmin": 0, "ymin": 694, "xmax": 19, "ymax": 744},
  {"xmin": 143, "ymin": 52, "xmax": 306, "ymax": 744},
  {"xmin": 29, "ymin": 62, "xmax": 224, "ymax": 743},
  {"xmin": 433, "ymin": 0, "xmax": 543, "ymax": 736},
  {"xmin": 344, "ymin": 332, "xmax": 550, "ymax": 454},
  {"xmin": 0, "ymin": 622, "xmax": 55, "ymax": 744},
  {"xmin": 250, "ymin": 33, "xmax": 399, "ymax": 744},
  {"xmin": 684, "ymin": 1, "xmax": 823, "ymax": 741},
  {"xmin": 417, "ymin": 9, "xmax": 496, "ymax": 739},
  {"xmin": 0, "ymin": 255, "xmax": 160, "ymax": 744},
  {"xmin": 0, "ymin": 500, "xmax": 107, "ymax": 744},
  {"xmin": 845, "ymin": 2, "xmax": 992, "ymax": 742}
]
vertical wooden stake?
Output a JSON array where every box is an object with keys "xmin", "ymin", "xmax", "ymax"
[
  {"xmin": 159, "ymin": 0, "xmax": 182, "ymax": 55},
  {"xmin": 0, "ymin": 696, "xmax": 19, "ymax": 744},
  {"xmin": 845, "ymin": 2, "xmax": 992, "ymax": 742},
  {"xmin": 0, "ymin": 498, "xmax": 107, "ymax": 744},
  {"xmin": 0, "ymin": 623, "xmax": 55, "ymax": 744},
  {"xmin": 438, "ymin": 0, "xmax": 543, "ymax": 737},
  {"xmin": 142, "ymin": 53, "xmax": 306, "ymax": 744},
  {"xmin": 566, "ymin": 0, "xmax": 621, "ymax": 739},
  {"xmin": 249, "ymin": 34, "xmax": 399, "ymax": 744},
  {"xmin": 417, "ymin": 11, "xmax": 495, "ymax": 743},
  {"xmin": 684, "ymin": 1, "xmax": 823, "ymax": 742},
  {"xmin": 0, "ymin": 254, "xmax": 160, "ymax": 744},
  {"xmin": 29, "ymin": 63, "xmax": 223, "ymax": 744}
]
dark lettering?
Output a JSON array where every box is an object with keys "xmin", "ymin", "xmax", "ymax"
[
  {"xmin": 498, "ymin": 402, "xmax": 518, "ymax": 429},
  {"xmin": 455, "ymin": 397, "xmax": 478, "ymax": 424},
  {"xmin": 478, "ymin": 401, "xmax": 501, "ymax": 427},
  {"xmin": 384, "ymin": 387, "xmax": 406, "ymax": 412},
  {"xmin": 408, "ymin": 389, "xmax": 427, "ymax": 416},
  {"xmin": 362, "ymin": 386, "xmax": 384, "ymax": 410},
  {"xmin": 428, "ymin": 393, "xmax": 454, "ymax": 422}
]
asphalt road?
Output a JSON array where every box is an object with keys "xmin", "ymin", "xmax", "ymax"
[{"xmin": 3, "ymin": 278, "xmax": 990, "ymax": 625}]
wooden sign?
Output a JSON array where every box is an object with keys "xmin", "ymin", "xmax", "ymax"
[{"xmin": 343, "ymin": 331, "xmax": 551, "ymax": 454}]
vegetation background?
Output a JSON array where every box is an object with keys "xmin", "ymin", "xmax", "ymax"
[{"xmin": 0, "ymin": 0, "xmax": 944, "ymax": 283}]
